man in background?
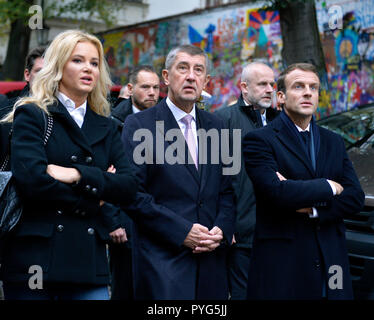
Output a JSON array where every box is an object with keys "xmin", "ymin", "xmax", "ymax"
[
  {"xmin": 215, "ymin": 62, "xmax": 278, "ymax": 299},
  {"xmin": 109, "ymin": 65, "xmax": 160, "ymax": 300},
  {"xmin": 111, "ymin": 65, "xmax": 160, "ymax": 129}
]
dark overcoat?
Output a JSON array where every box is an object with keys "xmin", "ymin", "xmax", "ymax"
[
  {"xmin": 121, "ymin": 99, "xmax": 235, "ymax": 300},
  {"xmin": 215, "ymin": 95, "xmax": 279, "ymax": 248},
  {"xmin": 0, "ymin": 101, "xmax": 137, "ymax": 285},
  {"xmin": 242, "ymin": 113, "xmax": 365, "ymax": 300}
]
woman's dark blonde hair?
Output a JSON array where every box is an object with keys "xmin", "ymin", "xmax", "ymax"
[{"xmin": 2, "ymin": 30, "xmax": 112, "ymax": 122}]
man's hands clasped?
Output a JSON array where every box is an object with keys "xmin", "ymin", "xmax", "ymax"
[{"xmin": 183, "ymin": 224, "xmax": 223, "ymax": 254}]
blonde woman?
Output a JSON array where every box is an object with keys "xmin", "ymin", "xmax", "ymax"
[{"xmin": 0, "ymin": 30, "xmax": 137, "ymax": 300}]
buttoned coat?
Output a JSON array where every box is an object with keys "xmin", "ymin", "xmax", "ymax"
[
  {"xmin": 121, "ymin": 99, "xmax": 235, "ymax": 300},
  {"xmin": 242, "ymin": 113, "xmax": 365, "ymax": 299},
  {"xmin": 0, "ymin": 101, "xmax": 137, "ymax": 285}
]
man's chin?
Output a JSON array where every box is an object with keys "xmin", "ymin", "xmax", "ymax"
[
  {"xmin": 259, "ymin": 101, "xmax": 272, "ymax": 109},
  {"xmin": 180, "ymin": 94, "xmax": 198, "ymax": 103}
]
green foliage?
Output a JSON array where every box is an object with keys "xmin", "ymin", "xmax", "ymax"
[
  {"xmin": 0, "ymin": 0, "xmax": 121, "ymax": 28},
  {"xmin": 52, "ymin": 0, "xmax": 119, "ymax": 28},
  {"xmin": 0, "ymin": 0, "xmax": 34, "ymax": 24}
]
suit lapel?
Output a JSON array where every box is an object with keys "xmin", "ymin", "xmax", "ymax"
[
  {"xmin": 272, "ymin": 117, "xmax": 315, "ymax": 176},
  {"xmin": 48, "ymin": 101, "xmax": 109, "ymax": 156},
  {"xmin": 81, "ymin": 106, "xmax": 110, "ymax": 147},
  {"xmin": 156, "ymin": 101, "xmax": 200, "ymax": 184},
  {"xmin": 315, "ymin": 127, "xmax": 327, "ymax": 176},
  {"xmin": 48, "ymin": 101, "xmax": 93, "ymax": 155}
]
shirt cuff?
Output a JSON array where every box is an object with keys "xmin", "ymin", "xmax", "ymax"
[
  {"xmin": 326, "ymin": 179, "xmax": 337, "ymax": 195},
  {"xmin": 309, "ymin": 207, "xmax": 319, "ymax": 219}
]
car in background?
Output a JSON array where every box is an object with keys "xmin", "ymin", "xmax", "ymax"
[
  {"xmin": 0, "ymin": 81, "xmax": 27, "ymax": 99},
  {"xmin": 318, "ymin": 103, "xmax": 374, "ymax": 299}
]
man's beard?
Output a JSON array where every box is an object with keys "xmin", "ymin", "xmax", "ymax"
[
  {"xmin": 257, "ymin": 99, "xmax": 272, "ymax": 109},
  {"xmin": 133, "ymin": 96, "xmax": 156, "ymax": 111},
  {"xmin": 247, "ymin": 93, "xmax": 272, "ymax": 109}
]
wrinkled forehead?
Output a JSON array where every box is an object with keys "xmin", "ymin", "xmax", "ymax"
[
  {"xmin": 173, "ymin": 51, "xmax": 207, "ymax": 68},
  {"xmin": 285, "ymin": 69, "xmax": 320, "ymax": 88}
]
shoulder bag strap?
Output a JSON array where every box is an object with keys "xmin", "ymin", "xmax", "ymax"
[{"xmin": 1, "ymin": 112, "xmax": 53, "ymax": 171}]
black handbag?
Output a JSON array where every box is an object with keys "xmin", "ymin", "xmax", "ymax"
[{"xmin": 0, "ymin": 112, "xmax": 53, "ymax": 237}]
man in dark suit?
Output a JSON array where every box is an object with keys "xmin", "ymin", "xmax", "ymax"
[
  {"xmin": 0, "ymin": 47, "xmax": 45, "ymax": 116},
  {"xmin": 111, "ymin": 65, "xmax": 160, "ymax": 128},
  {"xmin": 215, "ymin": 62, "xmax": 278, "ymax": 299},
  {"xmin": 243, "ymin": 63, "xmax": 365, "ymax": 299},
  {"xmin": 121, "ymin": 44, "xmax": 235, "ymax": 300},
  {"xmin": 108, "ymin": 65, "xmax": 160, "ymax": 300}
]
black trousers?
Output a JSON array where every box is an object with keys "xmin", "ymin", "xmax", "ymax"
[{"xmin": 228, "ymin": 246, "xmax": 251, "ymax": 300}]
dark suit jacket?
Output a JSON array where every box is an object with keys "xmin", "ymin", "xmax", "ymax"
[
  {"xmin": 110, "ymin": 98, "xmax": 133, "ymax": 129},
  {"xmin": 0, "ymin": 101, "xmax": 137, "ymax": 285},
  {"xmin": 243, "ymin": 112, "xmax": 365, "ymax": 299},
  {"xmin": 121, "ymin": 98, "xmax": 235, "ymax": 300},
  {"xmin": 215, "ymin": 95, "xmax": 279, "ymax": 248},
  {"xmin": 109, "ymin": 97, "xmax": 135, "ymax": 247}
]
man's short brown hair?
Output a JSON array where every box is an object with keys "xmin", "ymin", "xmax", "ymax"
[
  {"xmin": 128, "ymin": 65, "xmax": 157, "ymax": 85},
  {"xmin": 25, "ymin": 47, "xmax": 45, "ymax": 72},
  {"xmin": 277, "ymin": 63, "xmax": 319, "ymax": 93}
]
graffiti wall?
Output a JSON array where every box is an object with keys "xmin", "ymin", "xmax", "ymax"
[
  {"xmin": 316, "ymin": 0, "xmax": 374, "ymax": 118},
  {"xmin": 100, "ymin": 2, "xmax": 283, "ymax": 111}
]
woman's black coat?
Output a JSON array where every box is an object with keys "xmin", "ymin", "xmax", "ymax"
[{"xmin": 0, "ymin": 101, "xmax": 137, "ymax": 285}]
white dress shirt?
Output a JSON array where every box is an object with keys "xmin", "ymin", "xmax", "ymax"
[
  {"xmin": 261, "ymin": 109, "xmax": 267, "ymax": 126},
  {"xmin": 132, "ymin": 105, "xmax": 141, "ymax": 114},
  {"xmin": 166, "ymin": 97, "xmax": 198, "ymax": 157},
  {"xmin": 243, "ymin": 99, "xmax": 267, "ymax": 126},
  {"xmin": 294, "ymin": 123, "xmax": 336, "ymax": 218},
  {"xmin": 57, "ymin": 91, "xmax": 87, "ymax": 128}
]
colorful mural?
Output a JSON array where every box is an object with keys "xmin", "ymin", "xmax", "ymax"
[
  {"xmin": 99, "ymin": 2, "xmax": 283, "ymax": 111},
  {"xmin": 316, "ymin": 0, "xmax": 374, "ymax": 118}
]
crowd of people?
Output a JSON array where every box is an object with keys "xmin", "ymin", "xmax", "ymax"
[{"xmin": 0, "ymin": 29, "xmax": 365, "ymax": 300}]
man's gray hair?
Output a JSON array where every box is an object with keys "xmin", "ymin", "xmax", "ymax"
[
  {"xmin": 241, "ymin": 61, "xmax": 272, "ymax": 83},
  {"xmin": 165, "ymin": 44, "xmax": 211, "ymax": 74}
]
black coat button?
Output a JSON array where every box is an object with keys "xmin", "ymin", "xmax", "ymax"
[
  {"xmin": 71, "ymin": 155, "xmax": 78, "ymax": 163},
  {"xmin": 198, "ymin": 200, "xmax": 203, "ymax": 208},
  {"xmin": 85, "ymin": 156, "xmax": 93, "ymax": 164},
  {"xmin": 80, "ymin": 211, "xmax": 86, "ymax": 217},
  {"xmin": 57, "ymin": 224, "xmax": 64, "ymax": 232},
  {"xmin": 75, "ymin": 209, "xmax": 80, "ymax": 214}
]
